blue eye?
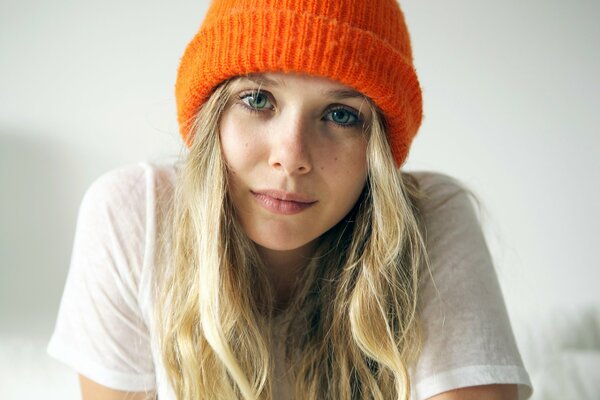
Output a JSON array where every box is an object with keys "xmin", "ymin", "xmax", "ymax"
[
  {"xmin": 239, "ymin": 90, "xmax": 273, "ymax": 112},
  {"xmin": 237, "ymin": 91, "xmax": 362, "ymax": 129},
  {"xmin": 326, "ymin": 107, "xmax": 361, "ymax": 128}
]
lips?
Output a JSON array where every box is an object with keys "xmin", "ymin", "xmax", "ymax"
[{"xmin": 251, "ymin": 190, "xmax": 317, "ymax": 215}]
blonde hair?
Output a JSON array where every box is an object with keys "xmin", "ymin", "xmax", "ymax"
[{"xmin": 155, "ymin": 77, "xmax": 431, "ymax": 399}]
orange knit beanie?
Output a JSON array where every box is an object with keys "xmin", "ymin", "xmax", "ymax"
[{"xmin": 175, "ymin": 0, "xmax": 423, "ymax": 167}]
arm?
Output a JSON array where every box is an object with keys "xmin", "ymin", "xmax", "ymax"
[
  {"xmin": 79, "ymin": 375, "xmax": 156, "ymax": 400},
  {"xmin": 409, "ymin": 172, "xmax": 532, "ymax": 399},
  {"xmin": 427, "ymin": 384, "xmax": 518, "ymax": 400},
  {"xmin": 46, "ymin": 165, "xmax": 158, "ymax": 397}
]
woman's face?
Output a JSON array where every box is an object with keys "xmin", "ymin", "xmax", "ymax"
[{"xmin": 219, "ymin": 72, "xmax": 371, "ymax": 254}]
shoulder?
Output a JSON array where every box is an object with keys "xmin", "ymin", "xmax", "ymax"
[
  {"xmin": 402, "ymin": 170, "xmax": 480, "ymax": 229},
  {"xmin": 83, "ymin": 161, "xmax": 177, "ymax": 204},
  {"xmin": 67, "ymin": 160, "xmax": 179, "ymax": 323},
  {"xmin": 405, "ymin": 172, "xmax": 533, "ymax": 399},
  {"xmin": 401, "ymin": 170, "xmax": 487, "ymax": 275},
  {"xmin": 405, "ymin": 170, "xmax": 473, "ymax": 205},
  {"xmin": 46, "ymin": 162, "xmax": 173, "ymax": 392},
  {"xmin": 79, "ymin": 160, "xmax": 178, "ymax": 220},
  {"xmin": 73, "ymin": 160, "xmax": 179, "ymax": 279},
  {"xmin": 406, "ymin": 170, "xmax": 462, "ymax": 189}
]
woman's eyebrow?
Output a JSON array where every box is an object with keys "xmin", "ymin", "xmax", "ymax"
[{"xmin": 243, "ymin": 76, "xmax": 365, "ymax": 100}]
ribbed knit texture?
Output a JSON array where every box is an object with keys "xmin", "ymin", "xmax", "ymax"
[{"xmin": 175, "ymin": 0, "xmax": 423, "ymax": 167}]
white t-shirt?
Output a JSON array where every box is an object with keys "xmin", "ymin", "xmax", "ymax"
[{"xmin": 47, "ymin": 161, "xmax": 533, "ymax": 399}]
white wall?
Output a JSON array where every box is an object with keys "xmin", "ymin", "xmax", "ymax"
[
  {"xmin": 401, "ymin": 1, "xmax": 600, "ymax": 315},
  {"xmin": 1, "ymin": 0, "xmax": 599, "ymax": 397}
]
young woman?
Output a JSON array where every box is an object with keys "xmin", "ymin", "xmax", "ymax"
[{"xmin": 48, "ymin": 0, "xmax": 533, "ymax": 399}]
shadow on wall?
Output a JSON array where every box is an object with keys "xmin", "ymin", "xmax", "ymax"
[{"xmin": 0, "ymin": 129, "xmax": 83, "ymax": 337}]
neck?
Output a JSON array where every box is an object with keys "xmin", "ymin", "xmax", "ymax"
[{"xmin": 256, "ymin": 241, "xmax": 316, "ymax": 310}]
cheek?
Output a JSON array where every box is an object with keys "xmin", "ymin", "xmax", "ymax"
[
  {"xmin": 320, "ymin": 142, "xmax": 368, "ymax": 183},
  {"xmin": 219, "ymin": 117, "xmax": 257, "ymax": 170},
  {"xmin": 315, "ymin": 145, "xmax": 368, "ymax": 217}
]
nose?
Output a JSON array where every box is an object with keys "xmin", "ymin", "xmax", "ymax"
[{"xmin": 268, "ymin": 114, "xmax": 313, "ymax": 175}]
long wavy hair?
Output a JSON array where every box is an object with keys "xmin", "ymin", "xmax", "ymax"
[{"xmin": 154, "ymin": 75, "xmax": 432, "ymax": 400}]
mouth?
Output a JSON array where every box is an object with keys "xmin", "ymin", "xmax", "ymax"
[{"xmin": 251, "ymin": 190, "xmax": 317, "ymax": 215}]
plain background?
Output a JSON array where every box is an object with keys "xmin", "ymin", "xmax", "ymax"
[{"xmin": 1, "ymin": 0, "xmax": 599, "ymax": 398}]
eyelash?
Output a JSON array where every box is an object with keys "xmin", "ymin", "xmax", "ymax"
[{"xmin": 237, "ymin": 90, "xmax": 363, "ymax": 129}]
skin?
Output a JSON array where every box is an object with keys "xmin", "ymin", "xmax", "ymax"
[
  {"xmin": 79, "ymin": 72, "xmax": 518, "ymax": 399},
  {"xmin": 79, "ymin": 375, "xmax": 154, "ymax": 399},
  {"xmin": 220, "ymin": 72, "xmax": 372, "ymax": 304}
]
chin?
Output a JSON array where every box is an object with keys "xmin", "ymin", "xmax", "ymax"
[
  {"xmin": 245, "ymin": 225, "xmax": 320, "ymax": 253},
  {"xmin": 252, "ymin": 236, "xmax": 313, "ymax": 252}
]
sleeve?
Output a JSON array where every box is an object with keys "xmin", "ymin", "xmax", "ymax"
[
  {"xmin": 46, "ymin": 164, "xmax": 156, "ymax": 392},
  {"xmin": 410, "ymin": 172, "xmax": 533, "ymax": 400}
]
